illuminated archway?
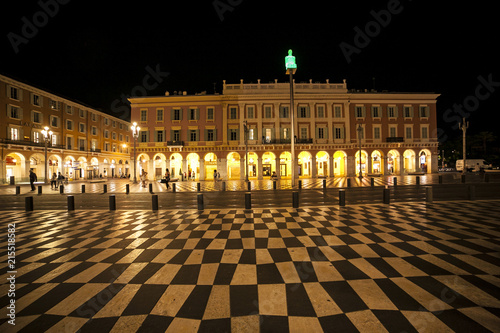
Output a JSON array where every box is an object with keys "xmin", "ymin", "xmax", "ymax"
[
  {"xmin": 5, "ymin": 152, "xmax": 26, "ymax": 182},
  {"xmin": 64, "ymin": 156, "xmax": 76, "ymax": 179},
  {"xmin": 204, "ymin": 153, "xmax": 217, "ymax": 180},
  {"xmin": 418, "ymin": 149, "xmax": 432, "ymax": 173},
  {"xmin": 316, "ymin": 151, "xmax": 330, "ymax": 177},
  {"xmin": 371, "ymin": 150, "xmax": 384, "ymax": 174},
  {"xmin": 298, "ymin": 151, "xmax": 312, "ymax": 178},
  {"xmin": 262, "ymin": 152, "xmax": 276, "ymax": 178},
  {"xmin": 354, "ymin": 150, "xmax": 368, "ymax": 176},
  {"xmin": 77, "ymin": 156, "xmax": 87, "ymax": 180},
  {"xmin": 153, "ymin": 153, "xmax": 167, "ymax": 179},
  {"xmin": 186, "ymin": 153, "xmax": 200, "ymax": 180},
  {"xmin": 387, "ymin": 150, "xmax": 400, "ymax": 174},
  {"xmin": 403, "ymin": 149, "xmax": 416, "ymax": 173},
  {"xmin": 227, "ymin": 152, "xmax": 241, "ymax": 180},
  {"xmin": 29, "ymin": 153, "xmax": 44, "ymax": 180},
  {"xmin": 279, "ymin": 152, "xmax": 291, "ymax": 178},
  {"xmin": 247, "ymin": 152, "xmax": 258, "ymax": 178},
  {"xmin": 137, "ymin": 153, "xmax": 150, "ymax": 177},
  {"xmin": 333, "ymin": 151, "xmax": 346, "ymax": 176},
  {"xmin": 169, "ymin": 153, "xmax": 183, "ymax": 178}
]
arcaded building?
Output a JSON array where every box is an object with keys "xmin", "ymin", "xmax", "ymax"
[
  {"xmin": 1, "ymin": 74, "xmax": 131, "ymax": 183},
  {"xmin": 129, "ymin": 79, "xmax": 439, "ymax": 181}
]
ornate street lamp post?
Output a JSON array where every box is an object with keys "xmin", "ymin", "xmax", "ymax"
[
  {"xmin": 244, "ymin": 120, "xmax": 249, "ymax": 182},
  {"xmin": 131, "ymin": 122, "xmax": 140, "ymax": 184},
  {"xmin": 41, "ymin": 126, "xmax": 52, "ymax": 184},
  {"xmin": 285, "ymin": 49, "xmax": 297, "ymax": 187},
  {"xmin": 459, "ymin": 117, "xmax": 469, "ymax": 175},
  {"xmin": 357, "ymin": 123, "xmax": 363, "ymax": 180}
]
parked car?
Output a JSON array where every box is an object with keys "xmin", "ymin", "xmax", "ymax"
[{"xmin": 456, "ymin": 159, "xmax": 492, "ymax": 172}]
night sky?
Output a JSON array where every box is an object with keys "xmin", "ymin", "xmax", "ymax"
[{"xmin": 1, "ymin": 1, "xmax": 498, "ymax": 143}]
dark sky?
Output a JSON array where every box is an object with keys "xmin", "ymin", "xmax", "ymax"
[{"xmin": 1, "ymin": 0, "xmax": 499, "ymax": 142}]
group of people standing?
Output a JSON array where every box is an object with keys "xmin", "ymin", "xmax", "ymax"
[{"xmin": 28, "ymin": 169, "xmax": 65, "ymax": 191}]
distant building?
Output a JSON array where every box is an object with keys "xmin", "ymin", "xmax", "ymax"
[
  {"xmin": 129, "ymin": 79, "xmax": 440, "ymax": 180},
  {"xmin": 0, "ymin": 74, "xmax": 131, "ymax": 183}
]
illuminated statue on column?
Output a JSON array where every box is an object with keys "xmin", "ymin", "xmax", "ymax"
[{"xmin": 285, "ymin": 49, "xmax": 297, "ymax": 71}]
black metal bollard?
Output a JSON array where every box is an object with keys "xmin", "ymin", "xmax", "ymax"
[
  {"xmin": 103, "ymin": 184, "xmax": 107, "ymax": 194},
  {"xmin": 298, "ymin": 180, "xmax": 302, "ymax": 189},
  {"xmin": 383, "ymin": 186, "xmax": 391, "ymax": 204},
  {"xmin": 461, "ymin": 174, "xmax": 466, "ymax": 183},
  {"xmin": 416, "ymin": 176, "xmax": 420, "ymax": 185},
  {"xmin": 323, "ymin": 179, "xmax": 326, "ymax": 190},
  {"xmin": 126, "ymin": 184, "xmax": 129, "ymax": 194},
  {"xmin": 485, "ymin": 173, "xmax": 490, "ymax": 183},
  {"xmin": 172, "ymin": 182, "xmax": 176, "ymax": 193},
  {"xmin": 82, "ymin": 184, "xmax": 85, "ymax": 193},
  {"xmin": 247, "ymin": 181, "xmax": 251, "ymax": 191},
  {"xmin": 67, "ymin": 195, "xmax": 75, "ymax": 211},
  {"xmin": 222, "ymin": 181, "xmax": 226, "ymax": 191},
  {"xmin": 16, "ymin": 186, "xmax": 20, "ymax": 195},
  {"xmin": 149, "ymin": 183, "xmax": 153, "ymax": 193},
  {"xmin": 339, "ymin": 189, "xmax": 346, "ymax": 206},
  {"xmin": 60, "ymin": 185, "xmax": 64, "ymax": 194},
  {"xmin": 393, "ymin": 177, "xmax": 397, "ymax": 186},
  {"xmin": 38, "ymin": 185, "xmax": 42, "ymax": 194},
  {"xmin": 273, "ymin": 180, "xmax": 277, "ymax": 190},
  {"xmin": 347, "ymin": 178, "xmax": 351, "ymax": 187},
  {"xmin": 426, "ymin": 187, "xmax": 433, "ymax": 203},
  {"xmin": 292, "ymin": 191, "xmax": 299, "ymax": 208},
  {"xmin": 197, "ymin": 193, "xmax": 204, "ymax": 210},
  {"xmin": 370, "ymin": 178, "xmax": 374, "ymax": 187},
  {"xmin": 152, "ymin": 194, "xmax": 159, "ymax": 211},
  {"xmin": 245, "ymin": 192, "xmax": 251, "ymax": 209},
  {"xmin": 438, "ymin": 175, "xmax": 443, "ymax": 184},
  {"xmin": 468, "ymin": 185, "xmax": 475, "ymax": 201},
  {"xmin": 197, "ymin": 182, "xmax": 201, "ymax": 192},
  {"xmin": 109, "ymin": 194, "xmax": 116, "ymax": 210},
  {"xmin": 25, "ymin": 196, "xmax": 34, "ymax": 211}
]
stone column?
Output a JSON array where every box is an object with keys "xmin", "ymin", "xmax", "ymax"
[
  {"xmin": 257, "ymin": 156, "xmax": 263, "ymax": 180},
  {"xmin": 199, "ymin": 159, "xmax": 205, "ymax": 180},
  {"xmin": 275, "ymin": 156, "xmax": 281, "ymax": 180},
  {"xmin": 347, "ymin": 155, "xmax": 355, "ymax": 177},
  {"xmin": 311, "ymin": 155, "xmax": 317, "ymax": 178}
]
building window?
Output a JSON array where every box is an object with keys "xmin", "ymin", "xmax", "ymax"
[
  {"xmin": 79, "ymin": 109, "xmax": 86, "ymax": 118},
  {"xmin": 229, "ymin": 107, "xmax": 237, "ymax": 119},
  {"xmin": 66, "ymin": 120, "xmax": 73, "ymax": 130},
  {"xmin": 9, "ymin": 86, "xmax": 20, "ymax": 100},
  {"xmin": 119, "ymin": 134, "xmax": 123, "ymax": 141},
  {"xmin": 300, "ymin": 127, "xmax": 308, "ymax": 139},
  {"xmin": 112, "ymin": 132, "xmax": 116, "ymax": 140},
  {"xmin": 355, "ymin": 106, "xmax": 365, "ymax": 118},
  {"xmin": 317, "ymin": 106, "xmax": 325, "ymax": 118},
  {"xmin": 173, "ymin": 109, "xmax": 181, "ymax": 121},
  {"xmin": 92, "ymin": 126, "xmax": 97, "ymax": 135},
  {"xmin": 67, "ymin": 137, "xmax": 73, "ymax": 150},
  {"xmin": 229, "ymin": 129, "xmax": 238, "ymax": 140},
  {"xmin": 156, "ymin": 130, "xmax": 164, "ymax": 142},
  {"xmin": 172, "ymin": 130, "xmax": 180, "ymax": 142},
  {"xmin": 248, "ymin": 128, "xmax": 255, "ymax": 140},
  {"xmin": 298, "ymin": 106, "xmax": 309, "ymax": 118},
  {"xmin": 189, "ymin": 108, "xmax": 199, "ymax": 120},
  {"xmin": 406, "ymin": 126, "xmax": 412, "ymax": 139},
  {"xmin": 51, "ymin": 116, "xmax": 59, "ymax": 127},
  {"xmin": 79, "ymin": 139, "xmax": 85, "ymax": 151},
  {"xmin": 32, "ymin": 94, "xmax": 41, "ymax": 106},
  {"xmin": 9, "ymin": 106, "xmax": 21, "ymax": 119},
  {"xmin": 207, "ymin": 129, "xmax": 214, "ymax": 141},
  {"xmin": 112, "ymin": 144, "xmax": 117, "ymax": 152},
  {"xmin": 357, "ymin": 126, "xmax": 364, "ymax": 140},
  {"xmin": 140, "ymin": 131, "xmax": 148, "ymax": 142},
  {"xmin": 189, "ymin": 130, "xmax": 198, "ymax": 141},
  {"xmin": 10, "ymin": 128, "xmax": 19, "ymax": 140},
  {"xmin": 421, "ymin": 126, "xmax": 428, "ymax": 139},
  {"xmin": 317, "ymin": 127, "xmax": 325, "ymax": 139},
  {"xmin": 92, "ymin": 113, "xmax": 97, "ymax": 121},
  {"xmin": 372, "ymin": 106, "xmax": 380, "ymax": 118},
  {"xmin": 207, "ymin": 108, "xmax": 214, "ymax": 120},
  {"xmin": 104, "ymin": 142, "xmax": 110, "ymax": 151},
  {"xmin": 52, "ymin": 134, "xmax": 58, "ymax": 146},
  {"xmin": 334, "ymin": 106, "xmax": 342, "ymax": 118},
  {"xmin": 374, "ymin": 127, "xmax": 381, "ymax": 139},
  {"xmin": 79, "ymin": 123, "xmax": 85, "ymax": 133},
  {"xmin": 280, "ymin": 106, "xmax": 289, "ymax": 118},
  {"xmin": 389, "ymin": 126, "xmax": 397, "ymax": 137},
  {"xmin": 104, "ymin": 130, "xmax": 109, "ymax": 139},
  {"xmin": 247, "ymin": 106, "xmax": 254, "ymax": 119},
  {"xmin": 388, "ymin": 106, "xmax": 397, "ymax": 118},
  {"xmin": 66, "ymin": 105, "xmax": 73, "ymax": 115},
  {"xmin": 157, "ymin": 109, "xmax": 164, "ymax": 121},
  {"xmin": 33, "ymin": 131, "xmax": 41, "ymax": 143},
  {"xmin": 50, "ymin": 100, "xmax": 60, "ymax": 110},
  {"xmin": 404, "ymin": 106, "xmax": 413, "ymax": 118},
  {"xmin": 140, "ymin": 110, "xmax": 147, "ymax": 122},
  {"xmin": 33, "ymin": 111, "xmax": 42, "ymax": 123},
  {"xmin": 419, "ymin": 106, "xmax": 429, "ymax": 118},
  {"xmin": 334, "ymin": 127, "xmax": 344, "ymax": 139},
  {"xmin": 264, "ymin": 106, "xmax": 272, "ymax": 118}
]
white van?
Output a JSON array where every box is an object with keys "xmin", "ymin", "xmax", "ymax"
[{"xmin": 456, "ymin": 159, "xmax": 492, "ymax": 172}]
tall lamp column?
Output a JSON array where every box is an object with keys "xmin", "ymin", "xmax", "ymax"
[
  {"xmin": 41, "ymin": 126, "xmax": 53, "ymax": 184},
  {"xmin": 285, "ymin": 49, "xmax": 297, "ymax": 187},
  {"xmin": 357, "ymin": 123, "xmax": 363, "ymax": 180},
  {"xmin": 131, "ymin": 122, "xmax": 141, "ymax": 184}
]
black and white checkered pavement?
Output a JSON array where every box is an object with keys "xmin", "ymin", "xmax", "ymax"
[{"xmin": 1, "ymin": 200, "xmax": 499, "ymax": 332}]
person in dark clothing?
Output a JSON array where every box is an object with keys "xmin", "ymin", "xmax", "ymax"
[
  {"xmin": 29, "ymin": 169, "xmax": 37, "ymax": 191},
  {"xmin": 165, "ymin": 168, "xmax": 170, "ymax": 190}
]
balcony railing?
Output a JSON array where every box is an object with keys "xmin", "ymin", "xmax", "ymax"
[
  {"xmin": 0, "ymin": 138, "xmax": 65, "ymax": 149},
  {"xmin": 89, "ymin": 148, "xmax": 101, "ymax": 153},
  {"xmin": 167, "ymin": 141, "xmax": 184, "ymax": 146},
  {"xmin": 260, "ymin": 138, "xmax": 313, "ymax": 144},
  {"xmin": 386, "ymin": 137, "xmax": 404, "ymax": 143}
]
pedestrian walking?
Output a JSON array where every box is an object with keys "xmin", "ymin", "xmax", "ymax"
[
  {"xmin": 192, "ymin": 170, "xmax": 196, "ymax": 181},
  {"xmin": 50, "ymin": 172, "xmax": 57, "ymax": 189},
  {"xmin": 165, "ymin": 169, "xmax": 170, "ymax": 190},
  {"xmin": 56, "ymin": 172, "xmax": 64, "ymax": 188},
  {"xmin": 29, "ymin": 169, "xmax": 37, "ymax": 191},
  {"xmin": 141, "ymin": 171, "xmax": 148, "ymax": 188},
  {"xmin": 213, "ymin": 169, "xmax": 217, "ymax": 181}
]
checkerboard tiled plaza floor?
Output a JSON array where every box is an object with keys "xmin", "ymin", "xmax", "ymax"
[{"xmin": 1, "ymin": 200, "xmax": 499, "ymax": 332}]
